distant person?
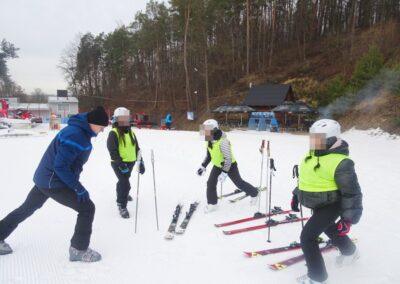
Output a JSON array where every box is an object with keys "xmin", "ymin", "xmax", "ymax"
[
  {"xmin": 165, "ymin": 113, "xmax": 172, "ymax": 130},
  {"xmin": 270, "ymin": 117, "xmax": 279, "ymax": 132},
  {"xmin": 107, "ymin": 107, "xmax": 145, "ymax": 219},
  {"xmin": 0, "ymin": 106, "xmax": 109, "ymax": 262},
  {"xmin": 291, "ymin": 119, "xmax": 363, "ymax": 283},
  {"xmin": 197, "ymin": 119, "xmax": 259, "ymax": 213}
]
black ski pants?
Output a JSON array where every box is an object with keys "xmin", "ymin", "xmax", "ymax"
[
  {"xmin": 0, "ymin": 186, "xmax": 95, "ymax": 250},
  {"xmin": 111, "ymin": 162, "xmax": 135, "ymax": 208},
  {"xmin": 207, "ymin": 162, "xmax": 258, "ymax": 205},
  {"xmin": 301, "ymin": 202, "xmax": 356, "ymax": 282}
]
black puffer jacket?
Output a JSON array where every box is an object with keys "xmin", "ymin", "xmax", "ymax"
[{"xmin": 293, "ymin": 140, "xmax": 363, "ymax": 224}]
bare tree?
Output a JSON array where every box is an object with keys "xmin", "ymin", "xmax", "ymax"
[{"xmin": 183, "ymin": 0, "xmax": 192, "ymax": 111}]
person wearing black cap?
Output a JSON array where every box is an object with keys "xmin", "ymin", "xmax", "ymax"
[{"xmin": 0, "ymin": 106, "xmax": 109, "ymax": 262}]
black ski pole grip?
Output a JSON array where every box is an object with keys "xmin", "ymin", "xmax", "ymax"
[
  {"xmin": 270, "ymin": 158, "xmax": 276, "ymax": 171},
  {"xmin": 260, "ymin": 139, "xmax": 265, "ymax": 153},
  {"xmin": 292, "ymin": 165, "xmax": 299, "ymax": 179}
]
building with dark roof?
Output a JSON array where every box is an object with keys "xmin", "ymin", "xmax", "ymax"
[{"xmin": 244, "ymin": 83, "xmax": 295, "ymax": 111}]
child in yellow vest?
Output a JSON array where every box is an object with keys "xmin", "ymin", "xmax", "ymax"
[
  {"xmin": 107, "ymin": 107, "xmax": 145, "ymax": 218},
  {"xmin": 291, "ymin": 119, "xmax": 363, "ymax": 284},
  {"xmin": 197, "ymin": 119, "xmax": 259, "ymax": 213}
]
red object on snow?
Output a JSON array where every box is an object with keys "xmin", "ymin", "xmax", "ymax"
[
  {"xmin": 0, "ymin": 99, "xmax": 8, "ymax": 118},
  {"xmin": 132, "ymin": 113, "xmax": 154, "ymax": 129},
  {"xmin": 14, "ymin": 109, "xmax": 32, "ymax": 120}
]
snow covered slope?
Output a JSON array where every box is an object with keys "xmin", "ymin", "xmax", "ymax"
[{"xmin": 0, "ymin": 128, "xmax": 399, "ymax": 283}]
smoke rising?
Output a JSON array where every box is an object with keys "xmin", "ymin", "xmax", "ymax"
[{"xmin": 319, "ymin": 69, "xmax": 400, "ymax": 119}]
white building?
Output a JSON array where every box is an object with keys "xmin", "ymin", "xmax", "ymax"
[
  {"xmin": 8, "ymin": 103, "xmax": 50, "ymax": 121},
  {"xmin": 3, "ymin": 95, "xmax": 79, "ymax": 123},
  {"xmin": 48, "ymin": 96, "xmax": 79, "ymax": 120}
]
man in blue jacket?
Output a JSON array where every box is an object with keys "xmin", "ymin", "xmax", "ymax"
[
  {"xmin": 165, "ymin": 113, "xmax": 172, "ymax": 130},
  {"xmin": 0, "ymin": 106, "xmax": 109, "ymax": 262}
]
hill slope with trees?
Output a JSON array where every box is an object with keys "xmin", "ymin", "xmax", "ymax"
[{"xmin": 59, "ymin": 0, "xmax": 400, "ymax": 133}]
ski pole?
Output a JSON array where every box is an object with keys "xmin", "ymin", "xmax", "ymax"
[
  {"xmin": 292, "ymin": 165, "xmax": 304, "ymax": 228},
  {"xmin": 151, "ymin": 149, "xmax": 159, "ymax": 231},
  {"xmin": 220, "ymin": 182, "xmax": 223, "ymax": 200},
  {"xmin": 135, "ymin": 168, "xmax": 140, "ymax": 233},
  {"xmin": 257, "ymin": 140, "xmax": 265, "ymax": 213},
  {"xmin": 265, "ymin": 141, "xmax": 270, "ymax": 222},
  {"xmin": 267, "ymin": 158, "xmax": 276, "ymax": 243},
  {"xmin": 135, "ymin": 151, "xmax": 142, "ymax": 234},
  {"xmin": 259, "ymin": 139, "xmax": 265, "ymax": 187}
]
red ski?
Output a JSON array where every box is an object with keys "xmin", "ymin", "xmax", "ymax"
[
  {"xmin": 269, "ymin": 238, "xmax": 357, "ymax": 270},
  {"xmin": 222, "ymin": 216, "xmax": 309, "ymax": 235},
  {"xmin": 244, "ymin": 242, "xmax": 302, "ymax": 258},
  {"xmin": 269, "ymin": 244, "xmax": 336, "ymax": 271},
  {"xmin": 244, "ymin": 239, "xmax": 327, "ymax": 258},
  {"xmin": 215, "ymin": 209, "xmax": 292, "ymax": 228}
]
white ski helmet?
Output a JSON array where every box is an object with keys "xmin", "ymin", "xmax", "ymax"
[
  {"xmin": 203, "ymin": 119, "xmax": 219, "ymax": 130},
  {"xmin": 310, "ymin": 119, "xmax": 341, "ymax": 139},
  {"xmin": 113, "ymin": 107, "xmax": 130, "ymax": 117}
]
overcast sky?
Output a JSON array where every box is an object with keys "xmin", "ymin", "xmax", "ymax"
[{"xmin": 0, "ymin": 0, "xmax": 149, "ymax": 95}]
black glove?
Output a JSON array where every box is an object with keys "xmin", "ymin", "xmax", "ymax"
[
  {"xmin": 291, "ymin": 194, "xmax": 300, "ymax": 212},
  {"xmin": 139, "ymin": 161, "xmax": 145, "ymax": 175},
  {"xmin": 197, "ymin": 166, "xmax": 206, "ymax": 176},
  {"xmin": 74, "ymin": 187, "xmax": 90, "ymax": 203},
  {"xmin": 118, "ymin": 163, "xmax": 129, "ymax": 175}
]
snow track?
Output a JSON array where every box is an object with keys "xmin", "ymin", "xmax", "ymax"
[{"xmin": 1, "ymin": 128, "xmax": 399, "ymax": 283}]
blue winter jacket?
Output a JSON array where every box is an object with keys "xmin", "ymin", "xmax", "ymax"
[
  {"xmin": 165, "ymin": 114, "xmax": 172, "ymax": 124},
  {"xmin": 33, "ymin": 113, "xmax": 96, "ymax": 192}
]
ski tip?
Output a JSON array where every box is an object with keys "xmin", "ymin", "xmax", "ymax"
[
  {"xmin": 243, "ymin": 252, "xmax": 255, "ymax": 258},
  {"xmin": 222, "ymin": 231, "xmax": 231, "ymax": 235},
  {"xmin": 268, "ymin": 263, "xmax": 286, "ymax": 271},
  {"xmin": 164, "ymin": 233, "xmax": 175, "ymax": 240}
]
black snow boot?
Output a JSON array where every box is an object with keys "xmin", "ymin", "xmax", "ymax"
[{"xmin": 118, "ymin": 205, "xmax": 130, "ymax": 219}]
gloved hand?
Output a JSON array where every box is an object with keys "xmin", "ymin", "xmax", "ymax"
[
  {"xmin": 118, "ymin": 163, "xmax": 129, "ymax": 175},
  {"xmin": 218, "ymin": 172, "xmax": 228, "ymax": 183},
  {"xmin": 139, "ymin": 160, "xmax": 145, "ymax": 175},
  {"xmin": 337, "ymin": 219, "xmax": 352, "ymax": 236},
  {"xmin": 197, "ymin": 166, "xmax": 206, "ymax": 176},
  {"xmin": 291, "ymin": 194, "xmax": 300, "ymax": 212},
  {"xmin": 74, "ymin": 187, "xmax": 89, "ymax": 203}
]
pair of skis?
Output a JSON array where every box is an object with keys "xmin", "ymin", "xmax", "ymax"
[
  {"xmin": 268, "ymin": 243, "xmax": 337, "ymax": 271},
  {"xmin": 245, "ymin": 238, "xmax": 356, "ymax": 270},
  {"xmin": 164, "ymin": 202, "xmax": 199, "ymax": 240},
  {"xmin": 214, "ymin": 206, "xmax": 292, "ymax": 228},
  {"xmin": 219, "ymin": 186, "xmax": 267, "ymax": 203},
  {"xmin": 222, "ymin": 213, "xmax": 309, "ymax": 235},
  {"xmin": 243, "ymin": 241, "xmax": 335, "ymax": 271}
]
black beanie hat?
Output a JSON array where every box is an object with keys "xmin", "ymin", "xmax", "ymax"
[{"xmin": 87, "ymin": 106, "xmax": 109, "ymax": 126}]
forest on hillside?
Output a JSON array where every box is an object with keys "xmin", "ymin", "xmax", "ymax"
[
  {"xmin": 59, "ymin": 0, "xmax": 400, "ymax": 114},
  {"xmin": 0, "ymin": 39, "xmax": 24, "ymax": 97}
]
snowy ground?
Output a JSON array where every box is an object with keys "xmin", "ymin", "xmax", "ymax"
[
  {"xmin": 0, "ymin": 118, "xmax": 32, "ymax": 129},
  {"xmin": 1, "ymin": 127, "xmax": 399, "ymax": 284}
]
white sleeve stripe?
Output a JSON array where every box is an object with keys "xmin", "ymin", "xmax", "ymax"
[{"xmin": 220, "ymin": 139, "xmax": 232, "ymax": 172}]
